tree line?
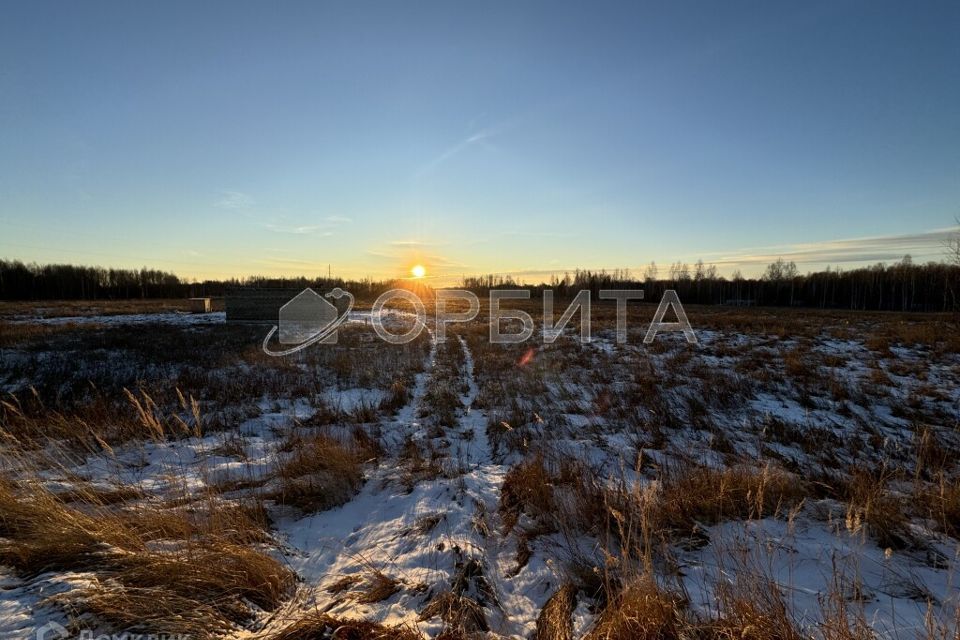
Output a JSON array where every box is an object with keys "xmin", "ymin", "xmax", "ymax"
[
  {"xmin": 0, "ymin": 260, "xmax": 395, "ymax": 301},
  {"xmin": 462, "ymin": 257, "xmax": 960, "ymax": 312},
  {"xmin": 3, "ymin": 256, "xmax": 960, "ymax": 312}
]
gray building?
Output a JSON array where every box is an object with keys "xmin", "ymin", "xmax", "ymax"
[{"xmin": 225, "ymin": 287, "xmax": 304, "ymax": 324}]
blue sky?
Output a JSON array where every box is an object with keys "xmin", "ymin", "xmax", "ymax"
[{"xmin": 1, "ymin": 0, "xmax": 958, "ymax": 282}]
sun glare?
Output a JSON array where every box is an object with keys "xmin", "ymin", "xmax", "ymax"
[{"xmin": 411, "ymin": 264, "xmax": 426, "ymax": 278}]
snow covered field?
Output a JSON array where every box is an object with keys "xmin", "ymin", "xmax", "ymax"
[{"xmin": 0, "ymin": 304, "xmax": 958, "ymax": 639}]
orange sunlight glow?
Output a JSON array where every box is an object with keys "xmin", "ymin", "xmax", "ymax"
[{"xmin": 411, "ymin": 264, "xmax": 426, "ymax": 278}]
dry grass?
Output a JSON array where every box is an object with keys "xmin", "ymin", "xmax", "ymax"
[
  {"xmin": 398, "ymin": 436, "xmax": 445, "ymax": 490},
  {"xmin": 0, "ymin": 298, "xmax": 202, "ymax": 319},
  {"xmin": 535, "ymin": 582, "xmax": 577, "ymax": 640},
  {"xmin": 0, "ymin": 386, "xmax": 205, "ymax": 450},
  {"xmin": 706, "ymin": 572, "xmax": 804, "ymax": 640},
  {"xmin": 410, "ymin": 512, "xmax": 444, "ymax": 536},
  {"xmin": 580, "ymin": 566, "xmax": 957, "ymax": 640},
  {"xmin": 656, "ymin": 462, "xmax": 806, "ymax": 533},
  {"xmin": 326, "ymin": 574, "xmax": 363, "ymax": 594},
  {"xmin": 783, "ymin": 347, "xmax": 810, "ymax": 380},
  {"xmin": 497, "ymin": 456, "xmax": 809, "ymax": 626},
  {"xmin": 817, "ymin": 574, "xmax": 878, "ymax": 640},
  {"xmin": 421, "ymin": 339, "xmax": 466, "ymax": 428},
  {"xmin": 271, "ymin": 431, "xmax": 367, "ymax": 513},
  {"xmin": 0, "ymin": 319, "xmax": 102, "ymax": 347},
  {"xmin": 4, "ymin": 301, "xmax": 958, "ymax": 637},
  {"xmin": 500, "ymin": 454, "xmax": 557, "ymax": 532},
  {"xmin": 842, "ymin": 468, "xmax": 912, "ymax": 550},
  {"xmin": 419, "ymin": 591, "xmax": 489, "ymax": 635},
  {"xmin": 0, "ymin": 477, "xmax": 294, "ymax": 636},
  {"xmin": 500, "ymin": 456, "xmax": 805, "ymax": 587},
  {"xmin": 917, "ymin": 474, "xmax": 960, "ymax": 538},
  {"xmin": 266, "ymin": 612, "xmax": 423, "ymax": 640},
  {"xmin": 54, "ymin": 482, "xmax": 146, "ymax": 505},
  {"xmin": 381, "ymin": 379, "xmax": 412, "ymax": 414},
  {"xmin": 355, "ymin": 571, "xmax": 402, "ymax": 604},
  {"xmin": 584, "ymin": 576, "xmax": 682, "ymax": 640},
  {"xmin": 62, "ymin": 543, "xmax": 293, "ymax": 636}
]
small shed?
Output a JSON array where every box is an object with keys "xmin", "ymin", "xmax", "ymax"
[{"xmin": 189, "ymin": 297, "xmax": 212, "ymax": 313}]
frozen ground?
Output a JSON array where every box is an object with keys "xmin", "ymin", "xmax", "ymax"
[
  {"xmin": 6, "ymin": 311, "xmax": 227, "ymax": 326},
  {"xmin": 1, "ymin": 307, "xmax": 958, "ymax": 638}
]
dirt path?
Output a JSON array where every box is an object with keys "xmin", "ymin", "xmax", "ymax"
[{"xmin": 263, "ymin": 330, "xmax": 566, "ymax": 637}]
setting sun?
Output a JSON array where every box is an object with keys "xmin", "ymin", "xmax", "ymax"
[{"xmin": 411, "ymin": 264, "xmax": 426, "ymax": 279}]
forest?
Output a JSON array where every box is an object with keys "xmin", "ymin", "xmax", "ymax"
[{"xmin": 2, "ymin": 256, "xmax": 959, "ymax": 312}]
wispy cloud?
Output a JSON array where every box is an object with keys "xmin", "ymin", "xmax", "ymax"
[
  {"xmin": 263, "ymin": 223, "xmax": 334, "ymax": 236},
  {"xmin": 364, "ymin": 245, "xmax": 469, "ymax": 272},
  {"xmin": 703, "ymin": 227, "xmax": 958, "ymax": 270},
  {"xmin": 415, "ymin": 119, "xmax": 512, "ymax": 178},
  {"xmin": 214, "ymin": 190, "xmax": 254, "ymax": 210},
  {"xmin": 262, "ymin": 214, "xmax": 351, "ymax": 236},
  {"xmin": 389, "ymin": 239, "xmax": 440, "ymax": 248}
]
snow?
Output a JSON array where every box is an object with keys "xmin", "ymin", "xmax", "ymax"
[
  {"xmin": 679, "ymin": 514, "xmax": 960, "ymax": 636},
  {"xmin": 7, "ymin": 311, "xmax": 227, "ymax": 326},
  {"xmin": 2, "ymin": 309, "xmax": 959, "ymax": 638},
  {"xmin": 261, "ymin": 332, "xmax": 562, "ymax": 637},
  {"xmin": 322, "ymin": 387, "xmax": 387, "ymax": 413}
]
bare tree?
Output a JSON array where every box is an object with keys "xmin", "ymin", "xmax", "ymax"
[
  {"xmin": 644, "ymin": 261, "xmax": 658, "ymax": 282},
  {"xmin": 943, "ymin": 218, "xmax": 960, "ymax": 311},
  {"xmin": 944, "ymin": 217, "xmax": 960, "ymax": 266}
]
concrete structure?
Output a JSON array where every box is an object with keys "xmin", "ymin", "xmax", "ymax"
[
  {"xmin": 225, "ymin": 288, "xmax": 303, "ymax": 324},
  {"xmin": 188, "ymin": 297, "xmax": 212, "ymax": 313}
]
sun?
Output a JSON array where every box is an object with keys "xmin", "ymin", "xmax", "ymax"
[{"xmin": 411, "ymin": 264, "xmax": 426, "ymax": 279}]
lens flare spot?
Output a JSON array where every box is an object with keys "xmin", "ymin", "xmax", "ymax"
[{"xmin": 518, "ymin": 347, "xmax": 536, "ymax": 367}]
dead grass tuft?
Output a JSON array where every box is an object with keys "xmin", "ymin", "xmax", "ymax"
[
  {"xmin": 63, "ymin": 543, "xmax": 294, "ymax": 634},
  {"xmin": 535, "ymin": 582, "xmax": 577, "ymax": 640},
  {"xmin": 325, "ymin": 575, "xmax": 362, "ymax": 594},
  {"xmin": 656, "ymin": 462, "xmax": 806, "ymax": 534},
  {"xmin": 584, "ymin": 576, "xmax": 682, "ymax": 640},
  {"xmin": 266, "ymin": 612, "xmax": 423, "ymax": 640},
  {"xmin": 272, "ymin": 432, "xmax": 366, "ymax": 513},
  {"xmin": 500, "ymin": 454, "xmax": 556, "ymax": 532},
  {"xmin": 916, "ymin": 474, "xmax": 960, "ymax": 538},
  {"xmin": 0, "ymin": 478, "xmax": 294, "ymax": 635},
  {"xmin": 419, "ymin": 591, "xmax": 489, "ymax": 635},
  {"xmin": 843, "ymin": 468, "xmax": 912, "ymax": 550},
  {"xmin": 356, "ymin": 571, "xmax": 402, "ymax": 604},
  {"xmin": 707, "ymin": 572, "xmax": 804, "ymax": 640}
]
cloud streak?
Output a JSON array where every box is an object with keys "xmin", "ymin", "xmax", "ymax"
[
  {"xmin": 388, "ymin": 239, "xmax": 442, "ymax": 248},
  {"xmin": 415, "ymin": 119, "xmax": 513, "ymax": 178},
  {"xmin": 263, "ymin": 224, "xmax": 334, "ymax": 236},
  {"xmin": 421, "ymin": 227, "xmax": 960, "ymax": 284},
  {"xmin": 214, "ymin": 191, "xmax": 254, "ymax": 210},
  {"xmin": 262, "ymin": 214, "xmax": 351, "ymax": 236},
  {"xmin": 704, "ymin": 227, "xmax": 958, "ymax": 270}
]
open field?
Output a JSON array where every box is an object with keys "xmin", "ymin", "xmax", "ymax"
[
  {"xmin": 0, "ymin": 299, "xmax": 221, "ymax": 320},
  {"xmin": 1, "ymin": 300, "xmax": 959, "ymax": 639}
]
